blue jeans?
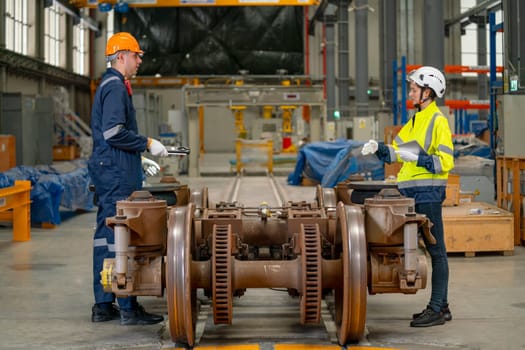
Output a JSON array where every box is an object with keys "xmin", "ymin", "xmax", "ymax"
[{"xmin": 416, "ymin": 202, "xmax": 449, "ymax": 312}]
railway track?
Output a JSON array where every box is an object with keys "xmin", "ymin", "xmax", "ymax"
[
  {"xmin": 192, "ymin": 174, "xmax": 338, "ymax": 347},
  {"xmin": 179, "ymin": 175, "xmax": 350, "ymax": 347},
  {"xmin": 223, "ymin": 174, "xmax": 291, "ymax": 207}
]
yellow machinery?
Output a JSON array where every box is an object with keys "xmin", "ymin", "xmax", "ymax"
[
  {"xmin": 234, "ymin": 138, "xmax": 273, "ymax": 174},
  {"xmin": 280, "ymin": 105, "xmax": 295, "ymax": 135},
  {"xmin": 263, "ymin": 105, "xmax": 273, "ymax": 119},
  {"xmin": 231, "ymin": 106, "xmax": 248, "ymax": 139}
]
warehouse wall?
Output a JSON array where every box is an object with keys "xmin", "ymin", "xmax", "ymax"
[
  {"xmin": 0, "ymin": 72, "xmax": 92, "ymax": 125},
  {"xmin": 0, "ymin": 1, "xmax": 496, "ymax": 161},
  {"xmin": 3, "ymin": 76, "xmax": 40, "ymax": 96},
  {"xmin": 304, "ymin": 0, "xmax": 465, "ymax": 117}
]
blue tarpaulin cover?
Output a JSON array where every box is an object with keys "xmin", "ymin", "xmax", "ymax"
[
  {"xmin": 453, "ymin": 141, "xmax": 492, "ymax": 159},
  {"xmin": 452, "ymin": 134, "xmax": 493, "ymax": 159},
  {"xmin": 287, "ymin": 139, "xmax": 385, "ymax": 187},
  {"xmin": 0, "ymin": 160, "xmax": 94, "ymax": 225}
]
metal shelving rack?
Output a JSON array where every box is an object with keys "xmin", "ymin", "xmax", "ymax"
[
  {"xmin": 392, "ymin": 10, "xmax": 503, "ymax": 152},
  {"xmin": 489, "ymin": 11, "xmax": 504, "ymax": 151},
  {"xmin": 393, "ymin": 60, "xmax": 501, "ymax": 130}
]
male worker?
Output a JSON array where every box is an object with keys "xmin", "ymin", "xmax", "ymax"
[{"xmin": 88, "ymin": 32, "xmax": 168, "ymax": 325}]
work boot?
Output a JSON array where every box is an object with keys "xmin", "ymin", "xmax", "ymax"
[
  {"xmin": 413, "ymin": 304, "xmax": 452, "ymax": 321},
  {"xmin": 120, "ymin": 304, "xmax": 164, "ymax": 325},
  {"xmin": 410, "ymin": 307, "xmax": 446, "ymax": 327},
  {"xmin": 91, "ymin": 303, "xmax": 120, "ymax": 322}
]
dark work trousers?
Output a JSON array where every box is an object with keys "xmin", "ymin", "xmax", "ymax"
[
  {"xmin": 416, "ymin": 201, "xmax": 449, "ymax": 312},
  {"xmin": 93, "ymin": 195, "xmax": 137, "ymax": 312}
]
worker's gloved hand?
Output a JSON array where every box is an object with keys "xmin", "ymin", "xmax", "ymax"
[
  {"xmin": 361, "ymin": 139, "xmax": 378, "ymax": 155},
  {"xmin": 142, "ymin": 157, "xmax": 161, "ymax": 176},
  {"xmin": 395, "ymin": 150, "xmax": 419, "ymax": 162},
  {"xmin": 148, "ymin": 138, "xmax": 168, "ymax": 157}
]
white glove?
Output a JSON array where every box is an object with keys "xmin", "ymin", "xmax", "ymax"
[
  {"xmin": 395, "ymin": 150, "xmax": 419, "ymax": 162},
  {"xmin": 361, "ymin": 139, "xmax": 378, "ymax": 155},
  {"xmin": 141, "ymin": 157, "xmax": 160, "ymax": 176},
  {"xmin": 148, "ymin": 138, "xmax": 168, "ymax": 157}
]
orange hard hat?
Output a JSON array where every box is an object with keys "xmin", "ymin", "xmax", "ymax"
[{"xmin": 105, "ymin": 32, "xmax": 144, "ymax": 56}]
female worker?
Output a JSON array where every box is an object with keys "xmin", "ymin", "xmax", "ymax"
[{"xmin": 362, "ymin": 66, "xmax": 454, "ymax": 327}]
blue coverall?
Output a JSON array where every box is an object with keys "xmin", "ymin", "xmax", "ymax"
[{"xmin": 88, "ymin": 68, "xmax": 148, "ymax": 311}]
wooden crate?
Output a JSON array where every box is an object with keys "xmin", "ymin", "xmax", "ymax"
[
  {"xmin": 459, "ymin": 192, "xmax": 475, "ymax": 204},
  {"xmin": 384, "ymin": 125, "xmax": 403, "ymax": 144},
  {"xmin": 383, "ymin": 125, "xmax": 403, "ymax": 179},
  {"xmin": 496, "ymin": 156, "xmax": 525, "ymax": 245},
  {"xmin": 384, "ymin": 162, "xmax": 402, "ymax": 179},
  {"xmin": 443, "ymin": 174, "xmax": 461, "ymax": 207},
  {"xmin": 0, "ymin": 134, "xmax": 16, "ymax": 172},
  {"xmin": 443, "ymin": 184, "xmax": 460, "ymax": 206},
  {"xmin": 53, "ymin": 145, "xmax": 77, "ymax": 161},
  {"xmin": 443, "ymin": 202, "xmax": 514, "ymax": 257}
]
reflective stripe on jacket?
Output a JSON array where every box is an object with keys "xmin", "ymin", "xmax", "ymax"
[{"xmin": 389, "ymin": 101, "xmax": 454, "ymax": 203}]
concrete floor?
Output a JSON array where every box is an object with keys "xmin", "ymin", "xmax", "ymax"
[{"xmin": 1, "ymin": 174, "xmax": 525, "ymax": 350}]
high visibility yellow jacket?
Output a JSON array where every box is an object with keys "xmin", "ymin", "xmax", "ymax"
[{"xmin": 384, "ymin": 101, "xmax": 454, "ymax": 204}]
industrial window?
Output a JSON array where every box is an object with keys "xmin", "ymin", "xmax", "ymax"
[
  {"xmin": 105, "ymin": 11, "xmax": 115, "ymax": 68},
  {"xmin": 4, "ymin": 0, "xmax": 29, "ymax": 55},
  {"xmin": 460, "ymin": 0, "xmax": 503, "ymax": 77},
  {"xmin": 73, "ymin": 8, "xmax": 90, "ymax": 76},
  {"xmin": 44, "ymin": 1, "xmax": 66, "ymax": 68}
]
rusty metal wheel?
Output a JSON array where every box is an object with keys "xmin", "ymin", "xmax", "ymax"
[
  {"xmin": 300, "ymin": 223, "xmax": 322, "ymax": 324},
  {"xmin": 333, "ymin": 203, "xmax": 367, "ymax": 345},
  {"xmin": 190, "ymin": 187, "xmax": 209, "ymax": 217},
  {"xmin": 166, "ymin": 204, "xmax": 197, "ymax": 347},
  {"xmin": 212, "ymin": 224, "xmax": 233, "ymax": 324},
  {"xmin": 316, "ymin": 185, "xmax": 337, "ymax": 208}
]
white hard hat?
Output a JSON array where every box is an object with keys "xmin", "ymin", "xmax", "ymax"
[{"xmin": 408, "ymin": 66, "xmax": 446, "ymax": 98}]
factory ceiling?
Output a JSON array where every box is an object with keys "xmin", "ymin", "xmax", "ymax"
[{"xmin": 114, "ymin": 7, "xmax": 305, "ymax": 75}]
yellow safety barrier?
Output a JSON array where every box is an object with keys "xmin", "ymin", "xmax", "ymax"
[
  {"xmin": 235, "ymin": 139, "xmax": 273, "ymax": 174},
  {"xmin": 0, "ymin": 180, "xmax": 31, "ymax": 241}
]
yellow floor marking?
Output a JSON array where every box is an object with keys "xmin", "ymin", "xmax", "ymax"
[
  {"xmin": 274, "ymin": 345, "xmax": 342, "ymax": 350},
  {"xmin": 347, "ymin": 347, "xmax": 402, "ymax": 350},
  {"xmin": 167, "ymin": 344, "xmax": 402, "ymax": 350},
  {"xmin": 194, "ymin": 345, "xmax": 260, "ymax": 350}
]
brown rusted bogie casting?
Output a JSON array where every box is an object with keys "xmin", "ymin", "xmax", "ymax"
[
  {"xmin": 364, "ymin": 188, "xmax": 427, "ymax": 245},
  {"xmin": 105, "ymin": 248, "xmax": 164, "ymax": 297},
  {"xmin": 102, "ymin": 182, "xmax": 431, "ymax": 348},
  {"xmin": 368, "ymin": 246, "xmax": 427, "ymax": 294},
  {"xmin": 362, "ymin": 188, "xmax": 430, "ymax": 295},
  {"xmin": 106, "ymin": 191, "xmax": 167, "ymax": 248},
  {"xmin": 102, "ymin": 191, "xmax": 167, "ymax": 296}
]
